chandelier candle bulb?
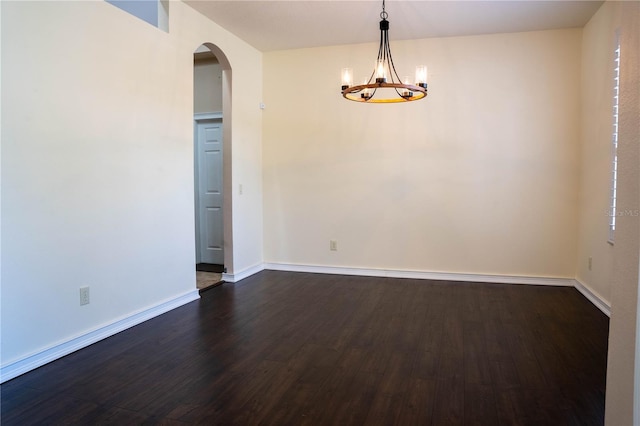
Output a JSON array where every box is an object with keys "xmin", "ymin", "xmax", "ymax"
[
  {"xmin": 341, "ymin": 68, "xmax": 353, "ymax": 90},
  {"xmin": 376, "ymin": 60, "xmax": 387, "ymax": 83},
  {"xmin": 416, "ymin": 65, "xmax": 428, "ymax": 88},
  {"xmin": 362, "ymin": 78, "xmax": 373, "ymax": 100},
  {"xmin": 401, "ymin": 76, "xmax": 412, "ymax": 98}
]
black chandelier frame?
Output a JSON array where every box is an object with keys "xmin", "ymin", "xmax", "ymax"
[{"xmin": 341, "ymin": 0, "xmax": 428, "ymax": 103}]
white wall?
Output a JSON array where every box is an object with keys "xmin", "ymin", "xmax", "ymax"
[
  {"xmin": 576, "ymin": 1, "xmax": 620, "ymax": 307},
  {"xmin": 575, "ymin": 2, "xmax": 640, "ymax": 422},
  {"xmin": 263, "ymin": 29, "xmax": 581, "ymax": 279},
  {"xmin": 1, "ymin": 0, "xmax": 263, "ymax": 372},
  {"xmin": 597, "ymin": 2, "xmax": 640, "ymax": 424}
]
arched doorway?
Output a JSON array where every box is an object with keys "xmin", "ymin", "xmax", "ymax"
[{"xmin": 193, "ymin": 43, "xmax": 232, "ymax": 290}]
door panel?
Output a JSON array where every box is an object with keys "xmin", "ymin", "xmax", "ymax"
[{"xmin": 195, "ymin": 118, "xmax": 223, "ymax": 265}]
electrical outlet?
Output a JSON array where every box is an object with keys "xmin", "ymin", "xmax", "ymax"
[
  {"xmin": 80, "ymin": 286, "xmax": 90, "ymax": 306},
  {"xmin": 588, "ymin": 257, "xmax": 593, "ymax": 271},
  {"xmin": 330, "ymin": 240, "xmax": 338, "ymax": 251}
]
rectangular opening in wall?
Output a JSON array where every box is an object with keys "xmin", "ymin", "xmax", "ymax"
[
  {"xmin": 608, "ymin": 32, "xmax": 621, "ymax": 244},
  {"xmin": 106, "ymin": 0, "xmax": 169, "ymax": 32}
]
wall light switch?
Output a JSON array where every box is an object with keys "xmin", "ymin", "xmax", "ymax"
[{"xmin": 80, "ymin": 286, "xmax": 90, "ymax": 306}]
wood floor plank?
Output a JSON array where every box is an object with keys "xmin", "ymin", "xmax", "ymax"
[
  {"xmin": 465, "ymin": 384, "xmax": 499, "ymax": 426},
  {"xmin": 432, "ymin": 378, "xmax": 464, "ymax": 425},
  {"xmin": 392, "ymin": 377, "xmax": 437, "ymax": 425},
  {"xmin": 464, "ymin": 321, "xmax": 493, "ymax": 386},
  {"xmin": 0, "ymin": 271, "xmax": 609, "ymax": 425}
]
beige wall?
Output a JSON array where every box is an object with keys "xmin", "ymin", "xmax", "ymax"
[
  {"xmin": 1, "ymin": 0, "xmax": 263, "ymax": 369},
  {"xmin": 576, "ymin": 2, "xmax": 640, "ymax": 422},
  {"xmin": 600, "ymin": 1, "xmax": 640, "ymax": 424},
  {"xmin": 263, "ymin": 29, "xmax": 581, "ymax": 278},
  {"xmin": 576, "ymin": 1, "xmax": 620, "ymax": 307},
  {"xmin": 194, "ymin": 57, "xmax": 223, "ymax": 113}
]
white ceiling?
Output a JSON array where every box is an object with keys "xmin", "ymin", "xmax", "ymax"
[{"xmin": 184, "ymin": 0, "xmax": 603, "ymax": 52}]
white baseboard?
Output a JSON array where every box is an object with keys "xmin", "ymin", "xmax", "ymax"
[
  {"xmin": 574, "ymin": 279, "xmax": 611, "ymax": 317},
  {"xmin": 225, "ymin": 264, "xmax": 611, "ymax": 317},
  {"xmin": 263, "ymin": 262, "xmax": 575, "ymax": 287},
  {"xmin": 222, "ymin": 263, "xmax": 265, "ymax": 283},
  {"xmin": 265, "ymin": 263, "xmax": 612, "ymax": 315},
  {"xmin": 0, "ymin": 290, "xmax": 200, "ymax": 384}
]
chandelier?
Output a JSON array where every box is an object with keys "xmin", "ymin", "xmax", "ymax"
[{"xmin": 341, "ymin": 0, "xmax": 428, "ymax": 103}]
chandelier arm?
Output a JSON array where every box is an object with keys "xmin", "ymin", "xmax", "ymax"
[
  {"xmin": 385, "ymin": 31, "xmax": 401, "ymax": 83},
  {"xmin": 387, "ymin": 47, "xmax": 403, "ymax": 83},
  {"xmin": 368, "ymin": 87, "xmax": 378, "ymax": 101},
  {"xmin": 382, "ymin": 30, "xmax": 390, "ymax": 82},
  {"xmin": 382, "ymin": 26, "xmax": 401, "ymax": 83},
  {"xmin": 367, "ymin": 69, "xmax": 376, "ymax": 86},
  {"xmin": 376, "ymin": 26, "xmax": 385, "ymax": 79},
  {"xmin": 394, "ymin": 87, "xmax": 414, "ymax": 99},
  {"xmin": 377, "ymin": 37, "xmax": 383, "ymax": 62}
]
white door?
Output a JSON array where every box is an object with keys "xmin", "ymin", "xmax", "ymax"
[{"xmin": 195, "ymin": 118, "xmax": 224, "ymax": 265}]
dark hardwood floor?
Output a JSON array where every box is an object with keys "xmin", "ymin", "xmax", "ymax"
[{"xmin": 1, "ymin": 271, "xmax": 609, "ymax": 425}]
